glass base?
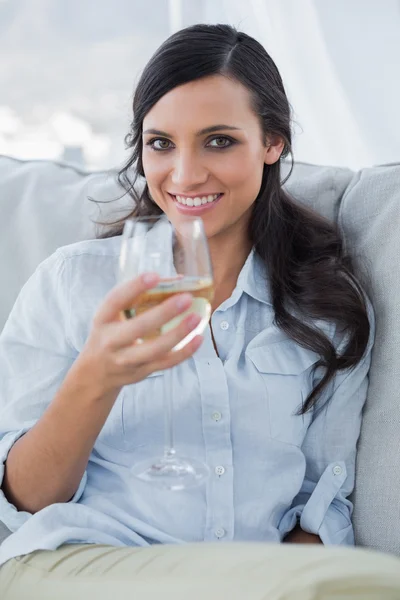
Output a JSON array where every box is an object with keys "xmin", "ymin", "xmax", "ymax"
[{"xmin": 131, "ymin": 454, "xmax": 210, "ymax": 491}]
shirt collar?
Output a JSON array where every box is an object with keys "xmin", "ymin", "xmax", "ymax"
[{"xmin": 237, "ymin": 247, "xmax": 272, "ymax": 306}]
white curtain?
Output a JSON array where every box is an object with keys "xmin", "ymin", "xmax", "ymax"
[{"xmin": 172, "ymin": 0, "xmax": 400, "ymax": 170}]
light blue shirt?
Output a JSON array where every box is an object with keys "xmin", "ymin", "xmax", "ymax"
[{"xmin": 0, "ymin": 234, "xmax": 375, "ymax": 566}]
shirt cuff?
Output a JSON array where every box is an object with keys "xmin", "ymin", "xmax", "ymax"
[
  {"xmin": 0, "ymin": 429, "xmax": 87, "ymax": 533},
  {"xmin": 279, "ymin": 461, "xmax": 353, "ymax": 545}
]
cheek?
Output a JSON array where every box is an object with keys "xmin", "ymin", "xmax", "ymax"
[
  {"xmin": 141, "ymin": 155, "xmax": 171, "ymax": 212},
  {"xmin": 142, "ymin": 152, "xmax": 169, "ymax": 186},
  {"xmin": 216, "ymin": 151, "xmax": 264, "ymax": 198}
]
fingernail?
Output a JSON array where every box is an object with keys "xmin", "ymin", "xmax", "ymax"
[
  {"xmin": 142, "ymin": 273, "xmax": 158, "ymax": 285},
  {"xmin": 176, "ymin": 293, "xmax": 192, "ymax": 309}
]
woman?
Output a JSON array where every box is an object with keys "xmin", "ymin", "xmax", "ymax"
[{"xmin": 1, "ymin": 23, "xmax": 395, "ymax": 599}]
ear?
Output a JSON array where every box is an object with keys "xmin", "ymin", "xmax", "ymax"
[{"xmin": 263, "ymin": 135, "xmax": 286, "ymax": 165}]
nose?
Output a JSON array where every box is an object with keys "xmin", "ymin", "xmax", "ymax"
[{"xmin": 170, "ymin": 148, "xmax": 208, "ymax": 190}]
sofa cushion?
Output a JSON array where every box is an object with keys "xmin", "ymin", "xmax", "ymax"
[
  {"xmin": 0, "ymin": 155, "xmax": 127, "ymax": 332},
  {"xmin": 283, "ymin": 160, "xmax": 354, "ymax": 224},
  {"xmin": 338, "ymin": 164, "xmax": 400, "ymax": 555}
]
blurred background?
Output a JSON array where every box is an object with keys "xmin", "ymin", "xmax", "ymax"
[{"xmin": 1, "ymin": 0, "xmax": 399, "ymax": 171}]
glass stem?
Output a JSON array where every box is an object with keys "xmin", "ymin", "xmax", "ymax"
[{"xmin": 164, "ymin": 366, "xmax": 176, "ymax": 459}]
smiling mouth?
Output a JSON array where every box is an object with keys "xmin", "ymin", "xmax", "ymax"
[{"xmin": 169, "ymin": 193, "xmax": 223, "ymax": 207}]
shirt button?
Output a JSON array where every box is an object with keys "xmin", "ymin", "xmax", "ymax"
[
  {"xmin": 333, "ymin": 465, "xmax": 343, "ymax": 476},
  {"xmin": 220, "ymin": 321, "xmax": 229, "ymax": 331},
  {"xmin": 212, "ymin": 411, "xmax": 222, "ymax": 422},
  {"xmin": 215, "ymin": 466, "xmax": 225, "ymax": 476},
  {"xmin": 214, "ymin": 527, "xmax": 226, "ymax": 539}
]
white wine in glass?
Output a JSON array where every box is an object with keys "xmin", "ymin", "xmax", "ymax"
[
  {"xmin": 118, "ymin": 215, "xmax": 214, "ymax": 490},
  {"xmin": 123, "ymin": 276, "xmax": 214, "ymax": 349}
]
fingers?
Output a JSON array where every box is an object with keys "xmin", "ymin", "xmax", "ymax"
[
  {"xmin": 93, "ymin": 273, "xmax": 160, "ymax": 326},
  {"xmin": 114, "ymin": 312, "xmax": 202, "ymax": 366},
  {"xmin": 104, "ymin": 291, "xmax": 195, "ymax": 351},
  {"xmin": 90, "ymin": 272, "xmax": 207, "ymax": 386}
]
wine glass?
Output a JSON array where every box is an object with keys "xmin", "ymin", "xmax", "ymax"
[{"xmin": 118, "ymin": 214, "xmax": 214, "ymax": 490}]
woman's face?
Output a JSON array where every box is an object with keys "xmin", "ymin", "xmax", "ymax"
[{"xmin": 142, "ymin": 74, "xmax": 284, "ymax": 241}]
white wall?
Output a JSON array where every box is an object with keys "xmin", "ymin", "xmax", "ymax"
[
  {"xmin": 200, "ymin": 0, "xmax": 400, "ymax": 170},
  {"xmin": 1, "ymin": 0, "xmax": 399, "ymax": 170}
]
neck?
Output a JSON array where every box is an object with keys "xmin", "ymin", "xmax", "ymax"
[{"xmin": 208, "ymin": 227, "xmax": 252, "ymax": 303}]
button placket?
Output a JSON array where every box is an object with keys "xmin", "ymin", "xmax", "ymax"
[{"xmin": 193, "ymin": 329, "xmax": 234, "ymax": 543}]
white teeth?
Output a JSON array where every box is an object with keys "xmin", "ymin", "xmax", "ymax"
[{"xmin": 175, "ymin": 193, "xmax": 221, "ymax": 207}]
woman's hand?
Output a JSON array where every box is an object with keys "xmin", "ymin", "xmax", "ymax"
[
  {"xmin": 284, "ymin": 525, "xmax": 323, "ymax": 544},
  {"xmin": 79, "ymin": 273, "xmax": 203, "ymax": 396}
]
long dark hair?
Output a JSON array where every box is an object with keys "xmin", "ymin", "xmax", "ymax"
[{"xmin": 91, "ymin": 23, "xmax": 371, "ymax": 414}]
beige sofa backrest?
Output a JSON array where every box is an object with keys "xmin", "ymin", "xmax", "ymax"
[{"xmin": 0, "ymin": 155, "xmax": 399, "ymax": 555}]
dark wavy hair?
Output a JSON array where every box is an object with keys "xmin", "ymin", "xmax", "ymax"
[{"xmin": 91, "ymin": 23, "xmax": 371, "ymax": 414}]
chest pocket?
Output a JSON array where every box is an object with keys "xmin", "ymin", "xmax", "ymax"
[
  {"xmin": 96, "ymin": 370, "xmax": 165, "ymax": 455},
  {"xmin": 246, "ymin": 341, "xmax": 320, "ymax": 446}
]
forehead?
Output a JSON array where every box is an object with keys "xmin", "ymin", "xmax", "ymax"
[{"xmin": 143, "ymin": 75, "xmax": 258, "ymax": 131}]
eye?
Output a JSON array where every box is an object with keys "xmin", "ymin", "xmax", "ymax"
[
  {"xmin": 207, "ymin": 136, "xmax": 235, "ymax": 149},
  {"xmin": 147, "ymin": 138, "xmax": 173, "ymax": 151}
]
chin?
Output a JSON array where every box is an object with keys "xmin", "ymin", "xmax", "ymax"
[{"xmin": 201, "ymin": 220, "xmax": 225, "ymax": 240}]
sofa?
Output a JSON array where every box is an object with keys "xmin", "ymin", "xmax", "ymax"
[{"xmin": 0, "ymin": 154, "xmax": 399, "ymax": 557}]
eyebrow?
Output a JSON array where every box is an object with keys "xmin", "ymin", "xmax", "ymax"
[{"xmin": 142, "ymin": 125, "xmax": 242, "ymax": 137}]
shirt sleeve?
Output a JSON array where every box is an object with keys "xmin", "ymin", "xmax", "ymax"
[
  {"xmin": 279, "ymin": 292, "xmax": 376, "ymax": 545},
  {"xmin": 0, "ymin": 249, "xmax": 87, "ymax": 533}
]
